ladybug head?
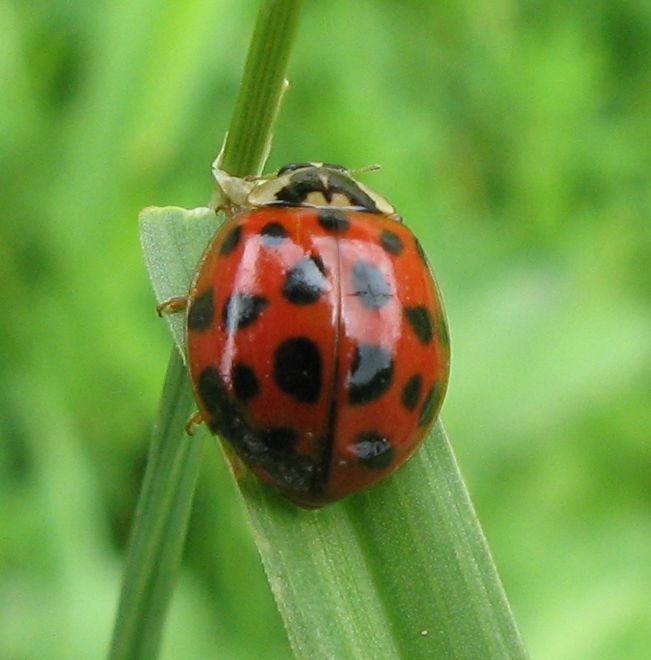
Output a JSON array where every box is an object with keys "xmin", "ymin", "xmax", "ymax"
[{"xmin": 247, "ymin": 162, "xmax": 396, "ymax": 216}]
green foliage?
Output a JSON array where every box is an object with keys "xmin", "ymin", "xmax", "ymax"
[
  {"xmin": 1, "ymin": 1, "xmax": 650, "ymax": 659},
  {"xmin": 108, "ymin": 351, "xmax": 203, "ymax": 660}
]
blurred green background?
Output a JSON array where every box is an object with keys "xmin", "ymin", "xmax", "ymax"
[{"xmin": 2, "ymin": 0, "xmax": 650, "ymax": 658}]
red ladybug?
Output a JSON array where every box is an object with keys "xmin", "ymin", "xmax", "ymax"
[{"xmin": 182, "ymin": 162, "xmax": 450, "ymax": 507}]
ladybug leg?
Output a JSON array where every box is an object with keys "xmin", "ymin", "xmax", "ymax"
[
  {"xmin": 156, "ymin": 296, "xmax": 187, "ymax": 317},
  {"xmin": 213, "ymin": 200, "xmax": 236, "ymax": 215},
  {"xmin": 184, "ymin": 410, "xmax": 204, "ymax": 436}
]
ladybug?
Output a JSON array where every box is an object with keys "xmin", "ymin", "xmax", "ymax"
[{"xmin": 179, "ymin": 162, "xmax": 450, "ymax": 507}]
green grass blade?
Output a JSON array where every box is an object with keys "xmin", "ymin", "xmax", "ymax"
[
  {"xmin": 109, "ymin": 209, "xmax": 219, "ymax": 660},
  {"xmin": 245, "ymin": 426, "xmax": 527, "ymax": 658},
  {"xmin": 140, "ymin": 206, "xmax": 219, "ymax": 358},
  {"xmin": 141, "ymin": 206, "xmax": 529, "ymax": 659},
  {"xmin": 108, "ymin": 352, "xmax": 202, "ymax": 660}
]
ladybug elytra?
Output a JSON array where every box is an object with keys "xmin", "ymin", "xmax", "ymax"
[{"xmin": 178, "ymin": 162, "xmax": 450, "ymax": 507}]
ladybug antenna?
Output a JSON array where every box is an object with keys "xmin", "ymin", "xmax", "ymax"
[{"xmin": 350, "ymin": 164, "xmax": 381, "ymax": 175}]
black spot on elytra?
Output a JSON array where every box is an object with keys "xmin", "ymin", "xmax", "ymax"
[
  {"xmin": 220, "ymin": 225, "xmax": 242, "ymax": 255},
  {"xmin": 419, "ymin": 383, "xmax": 442, "ymax": 428},
  {"xmin": 352, "ymin": 261, "xmax": 393, "ymax": 309},
  {"xmin": 401, "ymin": 374, "xmax": 423, "ymax": 411},
  {"xmin": 196, "ymin": 367, "xmax": 243, "ymax": 436},
  {"xmin": 234, "ymin": 426, "xmax": 317, "ymax": 495},
  {"xmin": 259, "ymin": 450, "xmax": 318, "ymax": 494},
  {"xmin": 274, "ymin": 337, "xmax": 322, "ymax": 403},
  {"xmin": 283, "ymin": 256, "xmax": 329, "ymax": 305},
  {"xmin": 232, "ymin": 363, "xmax": 259, "ymax": 402},
  {"xmin": 405, "ymin": 305, "xmax": 434, "ymax": 343},
  {"xmin": 318, "ymin": 209, "xmax": 351, "ymax": 233},
  {"xmin": 380, "ymin": 229, "xmax": 403, "ymax": 256},
  {"xmin": 187, "ymin": 289, "xmax": 214, "ymax": 331},
  {"xmin": 223, "ymin": 293, "xmax": 269, "ymax": 332},
  {"xmin": 260, "ymin": 222, "xmax": 289, "ymax": 246},
  {"xmin": 196, "ymin": 367, "xmax": 319, "ymax": 496},
  {"xmin": 197, "ymin": 367, "xmax": 229, "ymax": 416},
  {"xmin": 348, "ymin": 343, "xmax": 394, "ymax": 405},
  {"xmin": 261, "ymin": 427, "xmax": 298, "ymax": 457},
  {"xmin": 352, "ymin": 431, "xmax": 395, "ymax": 469},
  {"xmin": 311, "ymin": 253, "xmax": 326, "ymax": 273}
]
